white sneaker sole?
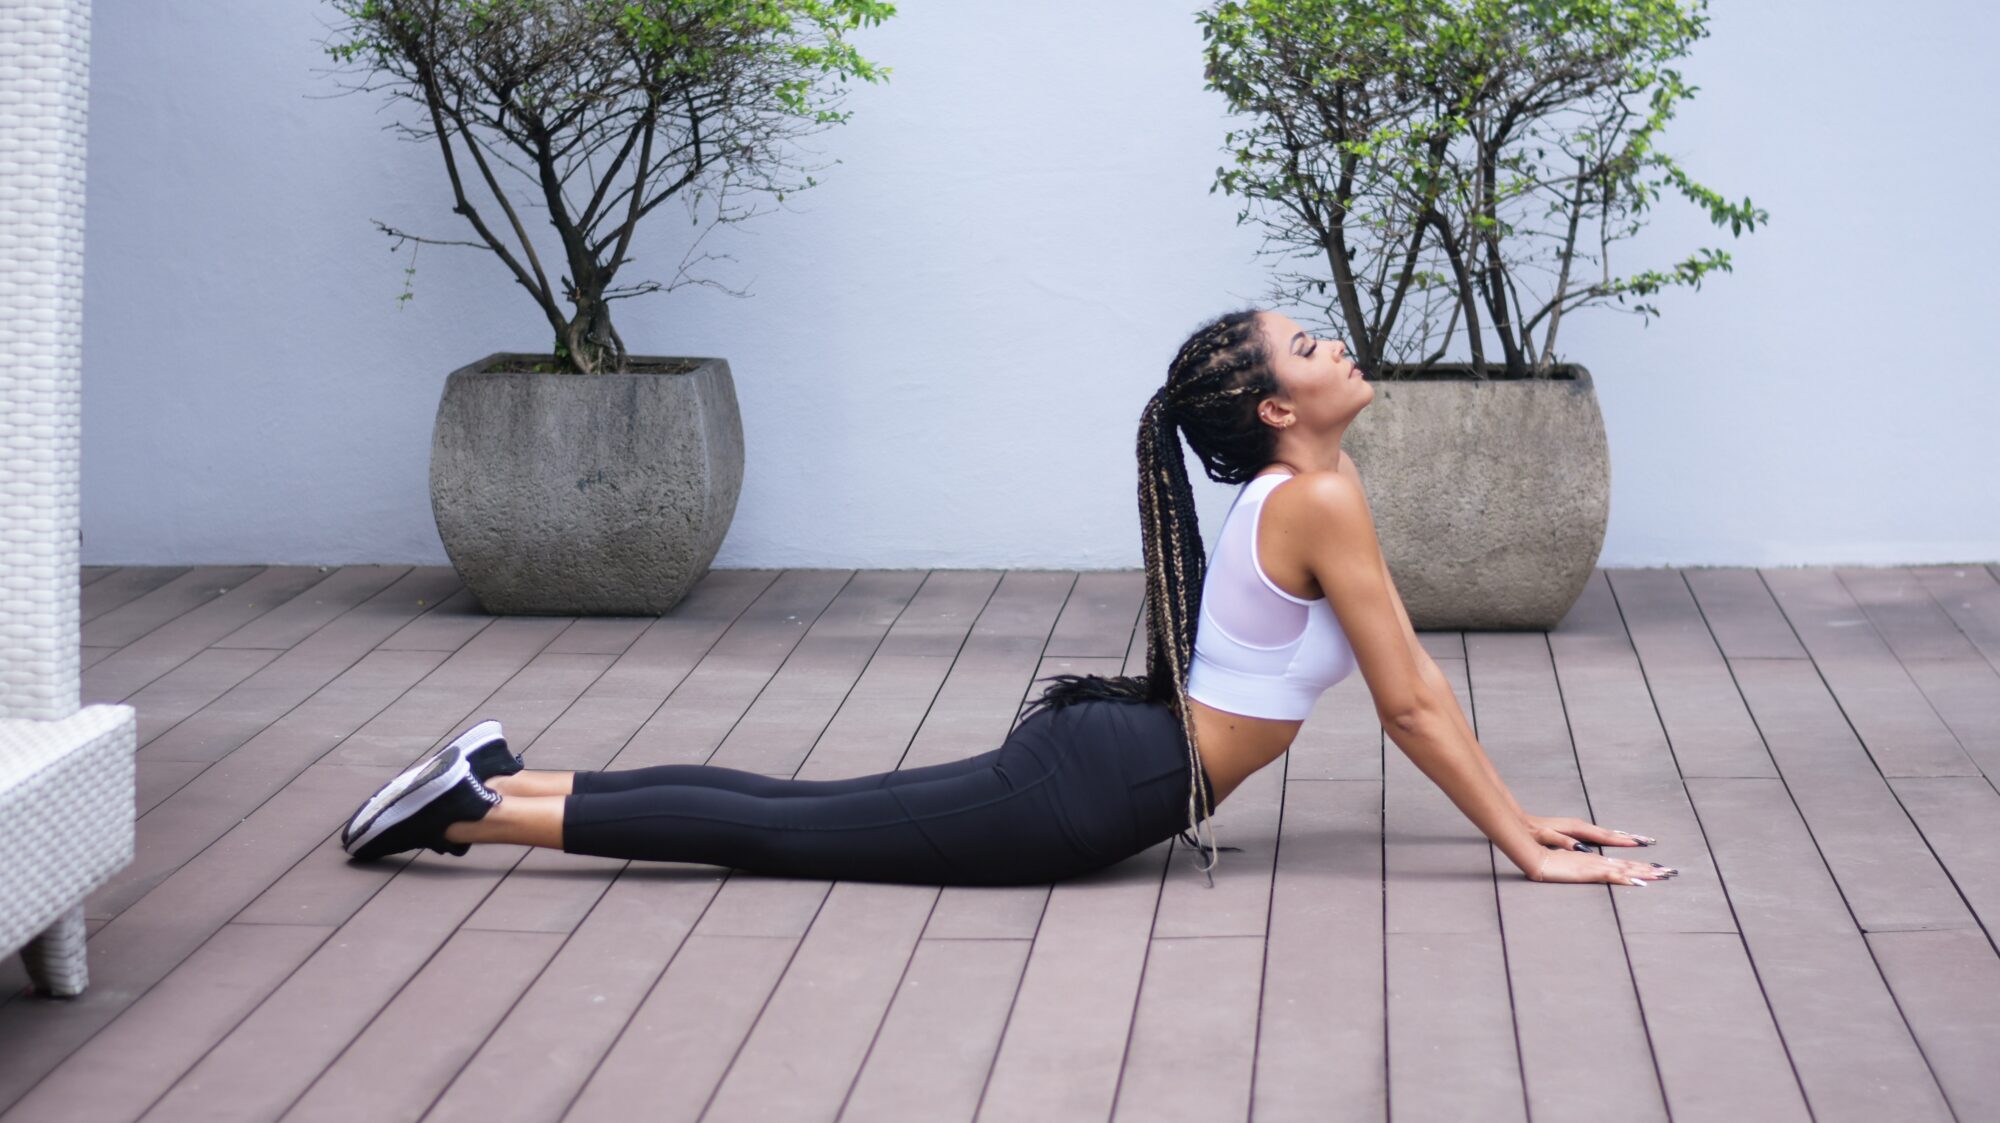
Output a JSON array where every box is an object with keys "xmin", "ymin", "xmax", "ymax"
[{"xmin": 342, "ymin": 719, "xmax": 502, "ymax": 853}]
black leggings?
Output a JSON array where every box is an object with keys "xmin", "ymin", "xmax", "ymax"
[{"xmin": 559, "ymin": 697, "xmax": 1215, "ymax": 886}]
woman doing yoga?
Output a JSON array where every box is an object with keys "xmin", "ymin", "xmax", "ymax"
[{"xmin": 341, "ymin": 308, "xmax": 1678, "ymax": 890}]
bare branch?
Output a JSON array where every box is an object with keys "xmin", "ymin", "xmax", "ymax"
[
  {"xmin": 1198, "ymin": 0, "xmax": 1760, "ymax": 377},
  {"xmin": 315, "ymin": 0, "xmax": 895, "ymax": 372}
]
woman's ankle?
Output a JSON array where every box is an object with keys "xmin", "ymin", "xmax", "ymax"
[
  {"xmin": 488, "ymin": 770, "xmax": 576, "ymax": 798},
  {"xmin": 444, "ymin": 793, "xmax": 566, "ymax": 849}
]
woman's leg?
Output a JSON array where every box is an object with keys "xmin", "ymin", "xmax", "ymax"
[
  {"xmin": 446, "ymin": 793, "xmax": 565, "ymax": 849},
  {"xmin": 460, "ymin": 750, "xmax": 1011, "ymax": 854},
  {"xmin": 487, "ymin": 773, "xmax": 574, "ymax": 797},
  {"xmin": 447, "ymin": 717, "xmax": 1115, "ymax": 886},
  {"xmin": 489, "ymin": 741, "xmax": 1010, "ymax": 800}
]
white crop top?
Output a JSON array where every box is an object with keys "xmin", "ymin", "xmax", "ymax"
[{"xmin": 1185, "ymin": 471, "xmax": 1359, "ymax": 720}]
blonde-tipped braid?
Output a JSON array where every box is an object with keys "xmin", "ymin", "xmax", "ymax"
[
  {"xmin": 1138, "ymin": 392, "xmax": 1223, "ymax": 884},
  {"xmin": 1017, "ymin": 308, "xmax": 1278, "ymax": 887},
  {"xmin": 1143, "ymin": 379, "xmax": 1267, "ymax": 885}
]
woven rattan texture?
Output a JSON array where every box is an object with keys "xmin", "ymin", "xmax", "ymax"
[
  {"xmin": 0, "ymin": 706, "xmax": 136, "ymax": 955},
  {"xmin": 0, "ymin": 1, "xmax": 92, "ymax": 723}
]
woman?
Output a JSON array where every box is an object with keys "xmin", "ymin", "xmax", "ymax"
[{"xmin": 341, "ymin": 308, "xmax": 1677, "ymax": 890}]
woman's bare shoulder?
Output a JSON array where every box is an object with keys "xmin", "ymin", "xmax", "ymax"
[
  {"xmin": 1264, "ymin": 456, "xmax": 1375, "ymax": 538},
  {"xmin": 1257, "ymin": 461, "xmax": 1379, "ymax": 601},
  {"xmin": 1262, "ymin": 467, "xmax": 1363, "ymax": 539},
  {"xmin": 1267, "ymin": 462, "xmax": 1357, "ymax": 505}
]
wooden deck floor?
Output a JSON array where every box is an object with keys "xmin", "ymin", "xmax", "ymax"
[{"xmin": 3, "ymin": 563, "xmax": 1999, "ymax": 1122}]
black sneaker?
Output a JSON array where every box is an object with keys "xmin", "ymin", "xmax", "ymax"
[
  {"xmin": 345, "ymin": 769, "xmax": 501, "ymax": 862},
  {"xmin": 467, "ymin": 734, "xmax": 524, "ymax": 783},
  {"xmin": 341, "ymin": 718, "xmax": 511, "ymax": 852},
  {"xmin": 443, "ymin": 718, "xmax": 526, "ymax": 783},
  {"xmin": 338, "ymin": 719, "xmax": 518, "ymax": 853}
]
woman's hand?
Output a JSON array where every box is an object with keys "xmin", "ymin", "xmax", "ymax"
[
  {"xmin": 1524, "ymin": 813, "xmax": 1656, "ymax": 852},
  {"xmin": 1527, "ymin": 847, "xmax": 1678, "ymax": 886}
]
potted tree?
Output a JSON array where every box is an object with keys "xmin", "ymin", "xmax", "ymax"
[
  {"xmin": 320, "ymin": 0, "xmax": 896, "ymax": 614},
  {"xmin": 1197, "ymin": 0, "xmax": 1767, "ymax": 628}
]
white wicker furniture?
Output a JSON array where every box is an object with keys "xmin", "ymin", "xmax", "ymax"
[
  {"xmin": 0, "ymin": 710, "xmax": 135, "ymax": 995},
  {"xmin": 1, "ymin": 0, "xmax": 137, "ymax": 999}
]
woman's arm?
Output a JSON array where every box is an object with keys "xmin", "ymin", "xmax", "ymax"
[
  {"xmin": 1298, "ymin": 460, "xmax": 1667, "ymax": 884},
  {"xmin": 1287, "ymin": 472, "xmax": 1546, "ymax": 875},
  {"xmin": 1346, "ymin": 444, "xmax": 1531, "ymax": 828},
  {"xmin": 1373, "ymin": 505, "xmax": 1649, "ymax": 855},
  {"xmin": 1377, "ymin": 555, "xmax": 1533, "ymax": 828}
]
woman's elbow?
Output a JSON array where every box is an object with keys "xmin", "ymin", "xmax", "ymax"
[{"xmin": 1375, "ymin": 684, "xmax": 1439, "ymax": 734}]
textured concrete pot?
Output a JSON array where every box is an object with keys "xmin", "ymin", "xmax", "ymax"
[
  {"xmin": 1341, "ymin": 363, "xmax": 1609, "ymax": 630},
  {"xmin": 430, "ymin": 353, "xmax": 744, "ymax": 615}
]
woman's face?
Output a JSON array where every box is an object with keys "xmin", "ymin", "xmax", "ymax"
[{"xmin": 1254, "ymin": 310, "xmax": 1372, "ymax": 434}]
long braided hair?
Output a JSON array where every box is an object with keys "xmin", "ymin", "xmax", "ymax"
[{"xmin": 1016, "ymin": 307, "xmax": 1281, "ymax": 886}]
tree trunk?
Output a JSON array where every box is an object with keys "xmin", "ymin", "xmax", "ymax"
[{"xmin": 559, "ymin": 295, "xmax": 624, "ymax": 374}]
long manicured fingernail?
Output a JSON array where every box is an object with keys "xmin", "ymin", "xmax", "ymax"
[
  {"xmin": 1574, "ymin": 843, "xmax": 1597, "ymax": 854},
  {"xmin": 1628, "ymin": 878, "xmax": 1646, "ymax": 886}
]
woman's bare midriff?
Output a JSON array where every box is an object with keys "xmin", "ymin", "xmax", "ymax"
[{"xmin": 1185, "ymin": 697, "xmax": 1303, "ymax": 808}]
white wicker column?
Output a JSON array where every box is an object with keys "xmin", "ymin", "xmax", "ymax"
[
  {"xmin": 0, "ymin": 0, "xmax": 136, "ymax": 999},
  {"xmin": 0, "ymin": 0, "xmax": 88, "ymax": 723}
]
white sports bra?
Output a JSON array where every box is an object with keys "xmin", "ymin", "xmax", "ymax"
[{"xmin": 1185, "ymin": 471, "xmax": 1359, "ymax": 720}]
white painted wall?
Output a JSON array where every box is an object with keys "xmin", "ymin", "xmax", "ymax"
[{"xmin": 78, "ymin": 1, "xmax": 1999, "ymax": 568}]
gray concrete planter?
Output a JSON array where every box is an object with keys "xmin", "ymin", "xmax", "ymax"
[
  {"xmin": 429, "ymin": 353, "xmax": 744, "ymax": 615},
  {"xmin": 1341, "ymin": 363, "xmax": 1609, "ymax": 630}
]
